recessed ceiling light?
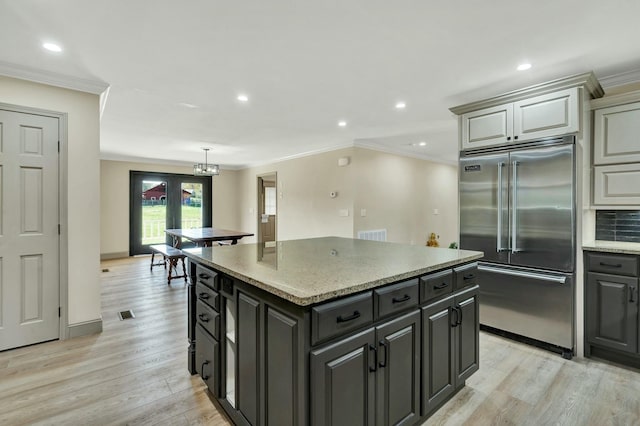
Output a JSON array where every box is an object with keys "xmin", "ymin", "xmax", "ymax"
[
  {"xmin": 178, "ymin": 102, "xmax": 198, "ymax": 108},
  {"xmin": 338, "ymin": 120, "xmax": 347, "ymax": 127},
  {"xmin": 43, "ymin": 42, "xmax": 62, "ymax": 52},
  {"xmin": 395, "ymin": 102, "xmax": 406, "ymax": 109},
  {"xmin": 237, "ymin": 94, "xmax": 249, "ymax": 102},
  {"xmin": 418, "ymin": 141, "xmax": 427, "ymax": 147},
  {"xmin": 517, "ymin": 63, "xmax": 532, "ymax": 71}
]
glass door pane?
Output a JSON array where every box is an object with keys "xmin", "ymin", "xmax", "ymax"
[
  {"xmin": 181, "ymin": 182, "xmax": 203, "ymax": 229},
  {"xmin": 141, "ymin": 180, "xmax": 168, "ymax": 246}
]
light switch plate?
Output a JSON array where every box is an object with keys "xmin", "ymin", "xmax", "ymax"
[{"xmin": 339, "ymin": 209, "xmax": 349, "ymax": 217}]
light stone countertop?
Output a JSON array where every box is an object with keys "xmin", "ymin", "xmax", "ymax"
[
  {"xmin": 183, "ymin": 236, "xmax": 483, "ymax": 306},
  {"xmin": 582, "ymin": 240, "xmax": 640, "ymax": 255}
]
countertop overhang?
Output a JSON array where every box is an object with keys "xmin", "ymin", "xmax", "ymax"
[
  {"xmin": 184, "ymin": 237, "xmax": 483, "ymax": 306},
  {"xmin": 583, "ymin": 240, "xmax": 640, "ymax": 255}
]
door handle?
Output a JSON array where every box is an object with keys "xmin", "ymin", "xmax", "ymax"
[
  {"xmin": 201, "ymin": 360, "xmax": 210, "ymax": 380},
  {"xmin": 497, "ymin": 162, "xmax": 505, "ymax": 252},
  {"xmin": 511, "ymin": 160, "xmax": 520, "ymax": 254},
  {"xmin": 433, "ymin": 282, "xmax": 449, "ymax": 290},
  {"xmin": 379, "ymin": 340, "xmax": 388, "ymax": 368},
  {"xmin": 198, "ymin": 313, "xmax": 209, "ymax": 323},
  {"xmin": 600, "ymin": 262, "xmax": 622, "ymax": 268},
  {"xmin": 369, "ymin": 344, "xmax": 377, "ymax": 372},
  {"xmin": 630, "ymin": 286, "xmax": 637, "ymax": 303},
  {"xmin": 451, "ymin": 307, "xmax": 459, "ymax": 328},
  {"xmin": 198, "ymin": 292, "xmax": 210, "ymax": 300},
  {"xmin": 456, "ymin": 306, "xmax": 463, "ymax": 326}
]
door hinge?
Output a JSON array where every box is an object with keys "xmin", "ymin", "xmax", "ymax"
[
  {"xmin": 58, "ymin": 224, "xmax": 61, "ymax": 235},
  {"xmin": 58, "ymin": 307, "xmax": 61, "ymax": 317},
  {"xmin": 58, "ymin": 141, "xmax": 60, "ymax": 152}
]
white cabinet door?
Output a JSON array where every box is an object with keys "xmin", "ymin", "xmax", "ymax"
[
  {"xmin": 461, "ymin": 103, "xmax": 513, "ymax": 150},
  {"xmin": 593, "ymin": 101, "xmax": 640, "ymax": 165},
  {"xmin": 513, "ymin": 88, "xmax": 579, "ymax": 142},
  {"xmin": 594, "ymin": 164, "xmax": 640, "ymax": 205}
]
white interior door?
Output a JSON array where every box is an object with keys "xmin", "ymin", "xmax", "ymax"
[{"xmin": 0, "ymin": 109, "xmax": 60, "ymax": 351}]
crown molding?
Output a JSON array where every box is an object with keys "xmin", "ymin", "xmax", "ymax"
[
  {"xmin": 599, "ymin": 68, "xmax": 640, "ymax": 90},
  {"xmin": 0, "ymin": 61, "xmax": 109, "ymax": 94},
  {"xmin": 450, "ymin": 71, "xmax": 604, "ymax": 115}
]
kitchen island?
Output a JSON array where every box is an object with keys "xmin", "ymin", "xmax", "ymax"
[{"xmin": 183, "ymin": 237, "xmax": 483, "ymax": 425}]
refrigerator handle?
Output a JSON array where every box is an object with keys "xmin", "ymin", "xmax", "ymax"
[
  {"xmin": 511, "ymin": 160, "xmax": 522, "ymax": 253},
  {"xmin": 497, "ymin": 162, "xmax": 505, "ymax": 252}
]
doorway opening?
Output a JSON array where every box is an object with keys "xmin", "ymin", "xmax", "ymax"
[{"xmin": 257, "ymin": 173, "xmax": 277, "ymax": 244}]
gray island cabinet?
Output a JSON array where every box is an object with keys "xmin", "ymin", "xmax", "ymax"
[{"xmin": 183, "ymin": 237, "xmax": 483, "ymax": 426}]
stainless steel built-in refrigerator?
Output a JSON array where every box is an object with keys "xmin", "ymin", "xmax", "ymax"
[{"xmin": 459, "ymin": 135, "xmax": 575, "ymax": 356}]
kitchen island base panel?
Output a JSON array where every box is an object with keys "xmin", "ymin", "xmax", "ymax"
[{"xmin": 188, "ymin": 261, "xmax": 480, "ymax": 425}]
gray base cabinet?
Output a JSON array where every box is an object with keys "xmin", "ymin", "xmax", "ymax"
[
  {"xmin": 585, "ymin": 252, "xmax": 640, "ymax": 365},
  {"xmin": 188, "ymin": 260, "xmax": 479, "ymax": 425},
  {"xmin": 422, "ymin": 285, "xmax": 479, "ymax": 416},
  {"xmin": 310, "ymin": 310, "xmax": 420, "ymax": 426}
]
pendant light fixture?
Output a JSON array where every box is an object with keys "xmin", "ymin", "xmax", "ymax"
[{"xmin": 193, "ymin": 148, "xmax": 220, "ymax": 176}]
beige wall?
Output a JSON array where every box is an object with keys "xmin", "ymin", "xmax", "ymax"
[
  {"xmin": 235, "ymin": 146, "xmax": 459, "ymax": 247},
  {"xmin": 353, "ymin": 147, "xmax": 459, "ymax": 247},
  {"xmin": 100, "ymin": 159, "xmax": 239, "ymax": 257},
  {"xmin": 237, "ymin": 148, "xmax": 357, "ymax": 242},
  {"xmin": 0, "ymin": 76, "xmax": 101, "ymax": 326}
]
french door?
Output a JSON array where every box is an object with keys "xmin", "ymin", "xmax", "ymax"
[{"xmin": 129, "ymin": 171, "xmax": 212, "ymax": 255}]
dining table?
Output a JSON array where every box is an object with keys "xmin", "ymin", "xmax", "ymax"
[{"xmin": 165, "ymin": 227, "xmax": 254, "ymax": 248}]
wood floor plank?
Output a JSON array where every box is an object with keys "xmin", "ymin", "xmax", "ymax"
[{"xmin": 1, "ymin": 256, "xmax": 639, "ymax": 425}]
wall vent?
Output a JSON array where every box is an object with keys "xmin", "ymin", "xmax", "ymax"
[{"xmin": 357, "ymin": 229, "xmax": 387, "ymax": 242}]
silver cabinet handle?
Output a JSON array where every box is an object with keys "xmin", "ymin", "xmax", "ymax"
[
  {"xmin": 511, "ymin": 161, "xmax": 521, "ymax": 253},
  {"xmin": 497, "ymin": 162, "xmax": 505, "ymax": 252}
]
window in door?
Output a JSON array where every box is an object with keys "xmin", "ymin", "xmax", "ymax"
[{"xmin": 130, "ymin": 171, "xmax": 212, "ymax": 255}]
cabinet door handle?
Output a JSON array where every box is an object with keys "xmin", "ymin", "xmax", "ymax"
[
  {"xmin": 463, "ymin": 274, "xmax": 475, "ymax": 281},
  {"xmin": 198, "ymin": 313, "xmax": 209, "ymax": 322},
  {"xmin": 433, "ymin": 282, "xmax": 449, "ymax": 290},
  {"xmin": 198, "ymin": 292, "xmax": 210, "ymax": 300},
  {"xmin": 392, "ymin": 294, "xmax": 411, "ymax": 304},
  {"xmin": 379, "ymin": 340, "xmax": 388, "ymax": 368},
  {"xmin": 369, "ymin": 344, "xmax": 377, "ymax": 372},
  {"xmin": 630, "ymin": 286, "xmax": 637, "ymax": 303},
  {"xmin": 201, "ymin": 360, "xmax": 210, "ymax": 380},
  {"xmin": 451, "ymin": 307, "xmax": 459, "ymax": 328},
  {"xmin": 600, "ymin": 262, "xmax": 622, "ymax": 268},
  {"xmin": 198, "ymin": 273, "xmax": 210, "ymax": 279},
  {"xmin": 456, "ymin": 306, "xmax": 463, "ymax": 326},
  {"xmin": 336, "ymin": 310, "xmax": 360, "ymax": 323}
]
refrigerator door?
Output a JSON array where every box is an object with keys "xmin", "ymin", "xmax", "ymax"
[
  {"xmin": 509, "ymin": 144, "xmax": 574, "ymax": 272},
  {"xmin": 459, "ymin": 153, "xmax": 510, "ymax": 263},
  {"xmin": 477, "ymin": 263, "xmax": 574, "ymax": 349}
]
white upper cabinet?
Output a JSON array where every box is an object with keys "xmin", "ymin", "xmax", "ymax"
[
  {"xmin": 593, "ymin": 101, "xmax": 640, "ymax": 165},
  {"xmin": 451, "ymin": 72, "xmax": 602, "ymax": 152},
  {"xmin": 461, "ymin": 103, "xmax": 513, "ymax": 149},
  {"xmin": 513, "ymin": 88, "xmax": 579, "ymax": 141},
  {"xmin": 591, "ymin": 90, "xmax": 640, "ymax": 206},
  {"xmin": 459, "ymin": 87, "xmax": 579, "ymax": 150}
]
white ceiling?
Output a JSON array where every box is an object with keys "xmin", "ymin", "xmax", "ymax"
[{"xmin": 2, "ymin": 1, "xmax": 640, "ymax": 168}]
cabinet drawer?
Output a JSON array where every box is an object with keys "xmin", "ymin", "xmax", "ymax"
[
  {"xmin": 454, "ymin": 263, "xmax": 478, "ymax": 290},
  {"xmin": 196, "ymin": 282, "xmax": 220, "ymax": 311},
  {"xmin": 587, "ymin": 253, "xmax": 638, "ymax": 277},
  {"xmin": 197, "ymin": 299, "xmax": 220, "ymax": 340},
  {"xmin": 420, "ymin": 269, "xmax": 453, "ymax": 303},
  {"xmin": 311, "ymin": 291, "xmax": 373, "ymax": 345},
  {"xmin": 195, "ymin": 264, "xmax": 219, "ymax": 290},
  {"xmin": 374, "ymin": 279, "xmax": 419, "ymax": 319}
]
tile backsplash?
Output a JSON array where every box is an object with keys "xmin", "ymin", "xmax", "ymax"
[{"xmin": 596, "ymin": 210, "xmax": 640, "ymax": 242}]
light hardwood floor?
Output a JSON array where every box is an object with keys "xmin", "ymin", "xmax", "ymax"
[{"xmin": 0, "ymin": 256, "xmax": 638, "ymax": 425}]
